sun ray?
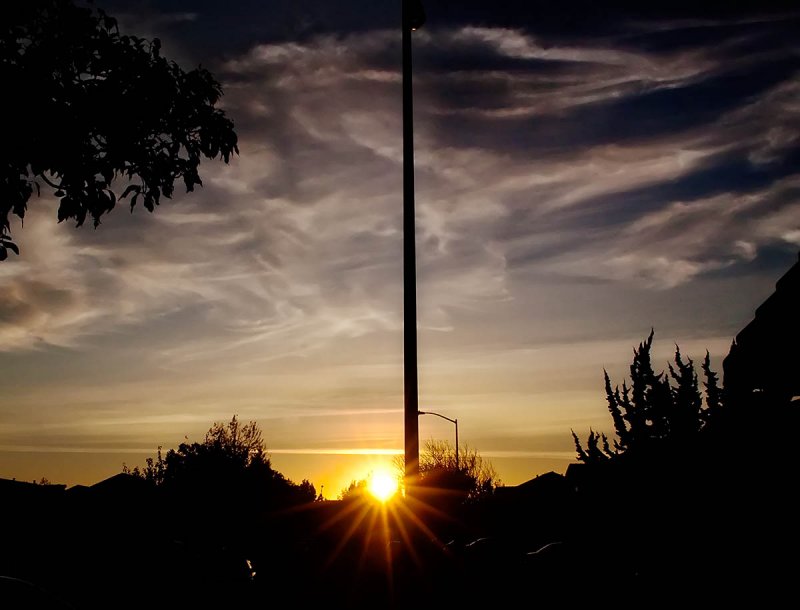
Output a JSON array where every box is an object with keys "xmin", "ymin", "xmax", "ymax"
[
  {"xmin": 385, "ymin": 502, "xmax": 425, "ymax": 568},
  {"xmin": 356, "ymin": 504, "xmax": 381, "ymax": 573},
  {"xmin": 403, "ymin": 490, "xmax": 460, "ymax": 525},
  {"xmin": 380, "ymin": 505, "xmax": 395, "ymax": 596},
  {"xmin": 322, "ymin": 500, "xmax": 372, "ymax": 570},
  {"xmin": 392, "ymin": 498, "xmax": 444, "ymax": 549}
]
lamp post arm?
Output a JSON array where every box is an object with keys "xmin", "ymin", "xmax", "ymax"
[
  {"xmin": 418, "ymin": 410, "xmax": 459, "ymax": 471},
  {"xmin": 418, "ymin": 411, "xmax": 456, "ymax": 425}
]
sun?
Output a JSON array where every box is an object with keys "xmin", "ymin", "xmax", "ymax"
[{"xmin": 368, "ymin": 469, "xmax": 399, "ymax": 502}]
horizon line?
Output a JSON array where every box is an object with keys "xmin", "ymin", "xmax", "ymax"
[{"xmin": 0, "ymin": 445, "xmax": 575, "ymax": 459}]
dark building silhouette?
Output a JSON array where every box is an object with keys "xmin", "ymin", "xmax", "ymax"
[
  {"xmin": 494, "ymin": 470, "xmax": 568, "ymax": 502},
  {"xmin": 0, "ymin": 476, "xmax": 66, "ymax": 504},
  {"xmin": 724, "ymin": 251, "xmax": 800, "ymax": 403},
  {"xmin": 87, "ymin": 472, "xmax": 149, "ymax": 496}
]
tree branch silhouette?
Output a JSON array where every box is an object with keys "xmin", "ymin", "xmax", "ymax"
[{"xmin": 1, "ymin": 0, "xmax": 239, "ymax": 260}]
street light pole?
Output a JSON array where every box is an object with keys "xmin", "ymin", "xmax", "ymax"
[
  {"xmin": 403, "ymin": 0, "xmax": 425, "ymax": 491},
  {"xmin": 418, "ymin": 411, "xmax": 459, "ymax": 471}
]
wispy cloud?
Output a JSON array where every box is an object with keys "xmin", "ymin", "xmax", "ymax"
[
  {"xmin": 1, "ymin": 15, "xmax": 797, "ymax": 477},
  {"xmin": 4, "ymin": 21, "xmax": 797, "ymax": 347}
]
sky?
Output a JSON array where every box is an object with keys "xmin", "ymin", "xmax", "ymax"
[{"xmin": 1, "ymin": 1, "xmax": 798, "ymax": 497}]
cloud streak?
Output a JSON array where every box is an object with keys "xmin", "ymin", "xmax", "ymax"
[
  {"xmin": 3, "ymin": 20, "xmax": 797, "ymax": 347},
  {"xmin": 1, "ymin": 11, "xmax": 798, "ymax": 484}
]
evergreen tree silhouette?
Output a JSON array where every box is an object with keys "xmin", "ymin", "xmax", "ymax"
[{"xmin": 574, "ymin": 331, "xmax": 722, "ymax": 463}]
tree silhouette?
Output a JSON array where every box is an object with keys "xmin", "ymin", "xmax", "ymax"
[
  {"xmin": 123, "ymin": 445, "xmax": 166, "ymax": 485},
  {"xmin": 126, "ymin": 416, "xmax": 316, "ymax": 511},
  {"xmin": 701, "ymin": 351, "xmax": 724, "ymax": 420},
  {"xmin": 395, "ymin": 439, "xmax": 498, "ymax": 502},
  {"xmin": 1, "ymin": 0, "xmax": 238, "ymax": 260},
  {"xmin": 573, "ymin": 331, "xmax": 723, "ymax": 463},
  {"xmin": 339, "ymin": 478, "xmax": 369, "ymax": 500}
]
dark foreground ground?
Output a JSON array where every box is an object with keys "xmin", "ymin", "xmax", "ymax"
[{"xmin": 3, "ymin": 429, "xmax": 797, "ymax": 610}]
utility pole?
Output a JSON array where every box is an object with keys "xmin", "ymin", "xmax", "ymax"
[{"xmin": 402, "ymin": 0, "xmax": 425, "ymax": 492}]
